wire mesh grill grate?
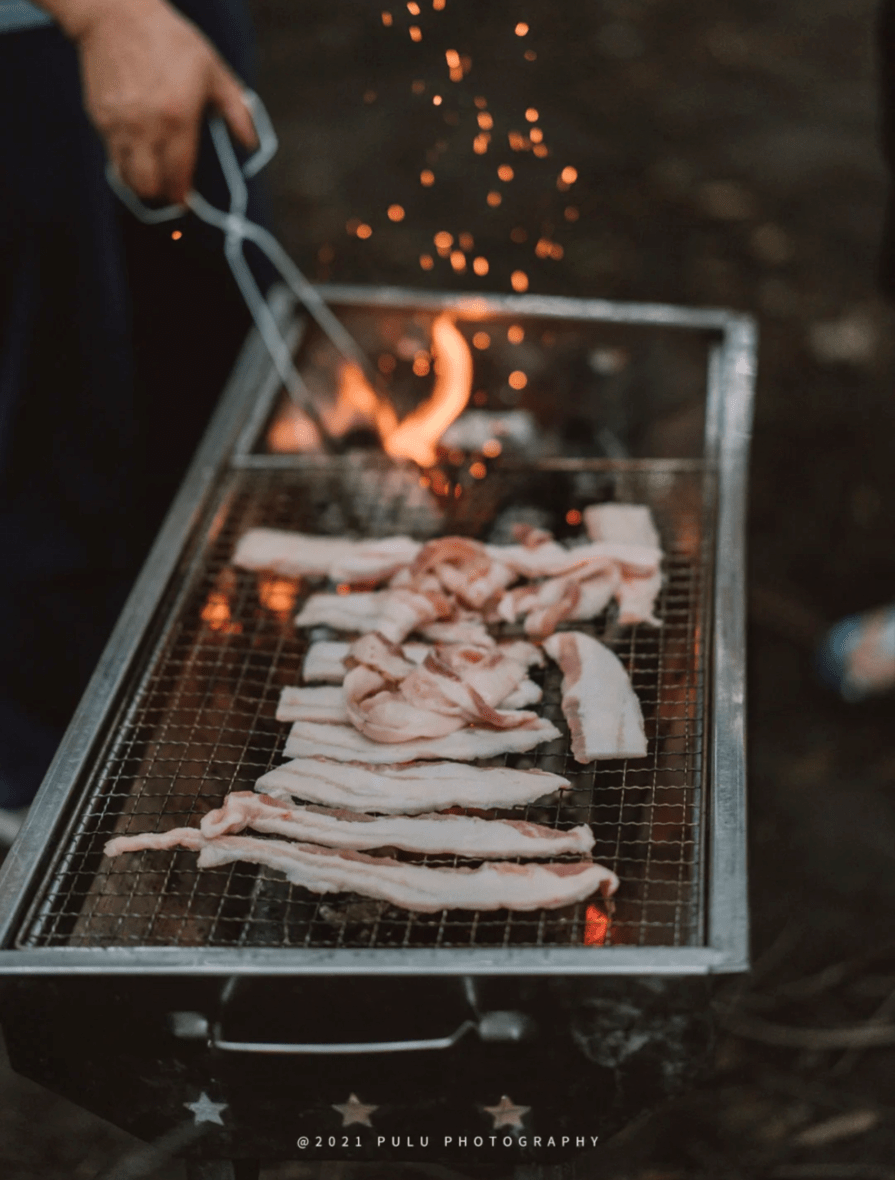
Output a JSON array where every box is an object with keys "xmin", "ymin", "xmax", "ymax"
[{"xmin": 18, "ymin": 458, "xmax": 712, "ymax": 952}]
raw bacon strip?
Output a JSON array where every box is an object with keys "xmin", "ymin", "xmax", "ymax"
[
  {"xmin": 200, "ymin": 791, "xmax": 595, "ymax": 858},
  {"xmin": 410, "ymin": 537, "xmax": 516, "ymax": 610},
  {"xmin": 302, "ymin": 640, "xmax": 428, "ymax": 683},
  {"xmin": 277, "ymin": 686, "xmax": 345, "ymax": 724},
  {"xmin": 294, "ymin": 588, "xmax": 451, "ymax": 643},
  {"xmin": 283, "ymin": 717, "xmax": 562, "ymax": 763},
  {"xmin": 256, "ymin": 760, "xmax": 571, "ymax": 814},
  {"xmin": 583, "ymin": 504, "xmax": 663, "ymax": 626},
  {"xmin": 109, "ymin": 830, "xmax": 616, "ymax": 912},
  {"xmin": 105, "ymin": 828, "xmax": 204, "ymax": 857},
  {"xmin": 584, "ymin": 503, "xmax": 660, "ymax": 549},
  {"xmin": 543, "ymin": 631, "xmax": 648, "ymax": 763},
  {"xmin": 492, "ymin": 539, "xmax": 661, "ymax": 581},
  {"xmin": 502, "ymin": 679, "xmax": 543, "ymax": 709},
  {"xmin": 233, "ymin": 529, "xmax": 420, "ymax": 583}
]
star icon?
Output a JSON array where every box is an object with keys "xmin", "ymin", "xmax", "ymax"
[
  {"xmin": 184, "ymin": 1092, "xmax": 227, "ymax": 1126},
  {"xmin": 483, "ymin": 1095, "xmax": 530, "ymax": 1130},
  {"xmin": 332, "ymin": 1093, "xmax": 378, "ymax": 1128}
]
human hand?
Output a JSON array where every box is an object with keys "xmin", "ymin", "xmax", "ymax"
[{"xmin": 45, "ymin": 0, "xmax": 257, "ymax": 203}]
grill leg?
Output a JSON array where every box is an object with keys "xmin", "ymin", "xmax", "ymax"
[{"xmin": 185, "ymin": 1163, "xmax": 260, "ymax": 1180}]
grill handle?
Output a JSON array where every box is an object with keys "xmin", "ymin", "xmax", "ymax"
[{"xmin": 170, "ymin": 1011, "xmax": 533, "ymax": 1054}]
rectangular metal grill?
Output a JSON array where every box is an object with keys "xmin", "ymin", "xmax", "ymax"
[{"xmin": 0, "ymin": 286, "xmax": 753, "ymax": 975}]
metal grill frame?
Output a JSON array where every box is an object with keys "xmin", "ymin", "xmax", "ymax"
[{"xmin": 0, "ymin": 285, "xmax": 755, "ymax": 976}]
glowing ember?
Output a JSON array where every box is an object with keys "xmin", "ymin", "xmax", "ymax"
[
  {"xmin": 432, "ymin": 0, "xmax": 445, "ymax": 8},
  {"xmin": 559, "ymin": 165, "xmax": 578, "ymax": 187},
  {"xmin": 565, "ymin": 508, "xmax": 582, "ymax": 525},
  {"xmin": 387, "ymin": 204, "xmax": 405, "ymax": 221},
  {"xmin": 533, "ymin": 143, "xmax": 549, "ymax": 158},
  {"xmin": 201, "ymin": 581, "xmax": 242, "ymax": 635},
  {"xmin": 382, "ymin": 314, "xmax": 474, "ymax": 466},
  {"xmin": 477, "ymin": 112, "xmax": 494, "ymax": 130},
  {"xmin": 469, "ymin": 461, "xmax": 487, "ymax": 479},
  {"xmin": 434, "ymin": 230, "xmax": 453, "ymax": 252},
  {"xmin": 409, "ymin": 24, "xmax": 422, "ymax": 40},
  {"xmin": 472, "ymin": 331, "xmax": 491, "ymax": 349},
  {"xmin": 507, "ymin": 324, "xmax": 524, "ymax": 343},
  {"xmin": 432, "ymin": 94, "xmax": 442, "ymax": 105},
  {"xmin": 420, "ymin": 254, "xmax": 434, "ymax": 270},
  {"xmin": 511, "ymin": 269, "xmax": 529, "ymax": 292},
  {"xmin": 171, "ymin": 230, "xmax": 182, "ymax": 240},
  {"xmin": 381, "ymin": 11, "xmax": 393, "ymax": 25},
  {"xmin": 564, "ymin": 205, "xmax": 580, "ymax": 221},
  {"xmin": 445, "ymin": 48, "xmax": 460, "ymax": 67},
  {"xmin": 459, "ymin": 231, "xmax": 474, "ymax": 249},
  {"xmin": 508, "ymin": 370, "xmax": 527, "ymax": 389},
  {"xmin": 473, "ymin": 134, "xmax": 491, "ymax": 154},
  {"xmin": 487, "ymin": 191, "xmax": 502, "ymax": 207},
  {"xmin": 356, "ymin": 223, "xmax": 372, "ymax": 239},
  {"xmin": 449, "ymin": 66, "xmax": 463, "ymax": 82},
  {"xmin": 508, "ymin": 131, "xmax": 527, "ymax": 151},
  {"xmin": 497, "ymin": 164, "xmax": 514, "ymax": 181},
  {"xmin": 529, "ymin": 127, "xmax": 543, "ymax": 143},
  {"xmin": 525, "ymin": 107, "xmax": 539, "ymax": 122},
  {"xmin": 535, "ymin": 237, "xmax": 552, "ymax": 258},
  {"xmin": 583, "ymin": 904, "xmax": 609, "ymax": 946},
  {"xmin": 473, "ymin": 256, "xmax": 489, "ymax": 275},
  {"xmin": 474, "ymin": 96, "xmax": 487, "ymax": 109},
  {"xmin": 482, "ymin": 438, "xmax": 502, "ymax": 457},
  {"xmin": 515, "ymin": 21, "xmax": 529, "ymax": 35},
  {"xmin": 257, "ymin": 574, "xmax": 299, "ymax": 617},
  {"xmin": 420, "ymin": 169, "xmax": 435, "ymax": 186},
  {"xmin": 550, "ymin": 242, "xmax": 564, "ymax": 259},
  {"xmin": 407, "ymin": 0, "xmax": 420, "ymax": 11}
]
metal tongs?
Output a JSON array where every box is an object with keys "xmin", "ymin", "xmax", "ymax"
[{"xmin": 105, "ymin": 91, "xmax": 374, "ymax": 449}]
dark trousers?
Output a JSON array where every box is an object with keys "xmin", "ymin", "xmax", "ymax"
[{"xmin": 0, "ymin": 1, "xmax": 267, "ymax": 805}]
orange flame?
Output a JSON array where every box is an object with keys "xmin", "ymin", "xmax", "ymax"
[
  {"xmin": 583, "ymin": 904, "xmax": 609, "ymax": 946},
  {"xmin": 256, "ymin": 574, "xmax": 300, "ymax": 619}
]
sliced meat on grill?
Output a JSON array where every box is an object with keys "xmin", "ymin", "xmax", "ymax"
[
  {"xmin": 233, "ymin": 529, "xmax": 421, "ymax": 583},
  {"xmin": 277, "ymin": 686, "xmax": 346, "ymax": 724},
  {"xmin": 497, "ymin": 568, "xmax": 620, "ymax": 640},
  {"xmin": 199, "ymin": 791, "xmax": 595, "ymax": 858},
  {"xmin": 109, "ymin": 830, "xmax": 617, "ymax": 912},
  {"xmin": 418, "ymin": 619, "xmax": 496, "ymax": 647},
  {"xmin": 105, "ymin": 828, "xmax": 205, "ymax": 856},
  {"xmin": 543, "ymin": 630, "xmax": 648, "ymax": 762},
  {"xmin": 294, "ymin": 588, "xmax": 452, "ymax": 642},
  {"xmin": 302, "ymin": 639, "xmax": 429, "ymax": 683},
  {"xmin": 498, "ymin": 678, "xmax": 542, "ymax": 709},
  {"xmin": 583, "ymin": 504, "xmax": 663, "ymax": 626},
  {"xmin": 584, "ymin": 503, "xmax": 661, "ymax": 549},
  {"xmin": 256, "ymin": 759, "xmax": 571, "ymax": 814},
  {"xmin": 409, "ymin": 537, "xmax": 516, "ymax": 610},
  {"xmin": 283, "ymin": 716, "xmax": 562, "ymax": 763}
]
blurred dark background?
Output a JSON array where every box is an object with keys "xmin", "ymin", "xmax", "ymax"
[{"xmin": 2, "ymin": 0, "xmax": 895, "ymax": 1176}]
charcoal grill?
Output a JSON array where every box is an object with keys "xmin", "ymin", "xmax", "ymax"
[{"xmin": 0, "ymin": 286, "xmax": 755, "ymax": 1174}]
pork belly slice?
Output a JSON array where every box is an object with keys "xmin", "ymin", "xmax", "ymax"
[
  {"xmin": 302, "ymin": 639, "xmax": 428, "ymax": 684},
  {"xmin": 543, "ymin": 630, "xmax": 648, "ymax": 763},
  {"xmin": 201, "ymin": 791, "xmax": 594, "ymax": 858},
  {"xmin": 493, "ymin": 539, "xmax": 661, "ymax": 581},
  {"xmin": 105, "ymin": 826, "xmax": 615, "ymax": 911},
  {"xmin": 283, "ymin": 716, "xmax": 561, "ymax": 764},
  {"xmin": 233, "ymin": 529, "xmax": 420, "ymax": 583},
  {"xmin": 277, "ymin": 686, "xmax": 346, "ymax": 724},
  {"xmin": 294, "ymin": 588, "xmax": 451, "ymax": 643},
  {"xmin": 410, "ymin": 537, "xmax": 517, "ymax": 610},
  {"xmin": 584, "ymin": 503, "xmax": 660, "ymax": 549},
  {"xmin": 257, "ymin": 759, "xmax": 571, "ymax": 814},
  {"xmin": 277, "ymin": 676, "xmax": 540, "ymax": 725}
]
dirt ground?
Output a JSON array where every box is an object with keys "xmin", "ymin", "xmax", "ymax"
[{"xmin": 3, "ymin": 0, "xmax": 895, "ymax": 1177}]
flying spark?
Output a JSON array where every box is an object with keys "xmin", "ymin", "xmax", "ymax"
[
  {"xmin": 482, "ymin": 438, "xmax": 502, "ymax": 457},
  {"xmin": 473, "ymin": 134, "xmax": 490, "ymax": 154},
  {"xmin": 515, "ymin": 21, "xmax": 529, "ymax": 35},
  {"xmin": 507, "ymin": 324, "xmax": 524, "ymax": 343},
  {"xmin": 487, "ymin": 191, "xmax": 502, "ymax": 207},
  {"xmin": 473, "ymin": 256, "xmax": 489, "ymax": 275},
  {"xmin": 381, "ymin": 10, "xmax": 393, "ymax": 25},
  {"xmin": 419, "ymin": 253, "xmax": 435, "ymax": 270},
  {"xmin": 498, "ymin": 164, "xmax": 514, "ymax": 181},
  {"xmin": 469, "ymin": 461, "xmax": 487, "ymax": 479},
  {"xmin": 474, "ymin": 96, "xmax": 488, "ymax": 109},
  {"xmin": 511, "ymin": 270, "xmax": 529, "ymax": 292},
  {"xmin": 432, "ymin": 94, "xmax": 442, "ymax": 105},
  {"xmin": 477, "ymin": 112, "xmax": 494, "ymax": 130},
  {"xmin": 387, "ymin": 204, "xmax": 405, "ymax": 221},
  {"xmin": 356, "ymin": 223, "xmax": 372, "ymax": 239},
  {"xmin": 508, "ymin": 370, "xmax": 528, "ymax": 389},
  {"xmin": 420, "ymin": 169, "xmax": 435, "ymax": 185},
  {"xmin": 409, "ymin": 24, "xmax": 422, "ymax": 40},
  {"xmin": 525, "ymin": 107, "xmax": 539, "ymax": 122},
  {"xmin": 450, "ymin": 250, "xmax": 466, "ymax": 272},
  {"xmin": 472, "ymin": 331, "xmax": 491, "ymax": 349}
]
